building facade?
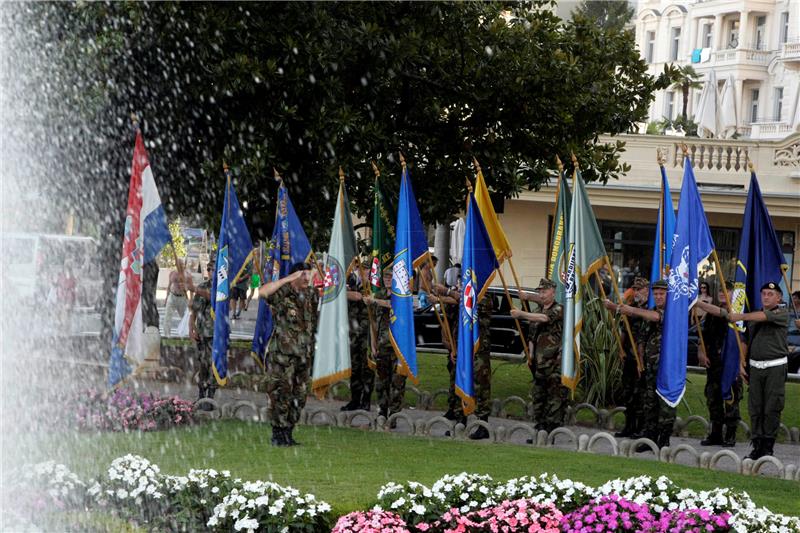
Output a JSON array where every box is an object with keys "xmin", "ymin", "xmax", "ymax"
[
  {"xmin": 636, "ymin": 0, "xmax": 800, "ymax": 139},
  {"xmin": 493, "ymin": 133, "xmax": 800, "ymax": 294}
]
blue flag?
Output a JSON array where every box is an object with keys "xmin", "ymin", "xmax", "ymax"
[
  {"xmin": 251, "ymin": 186, "xmax": 312, "ymax": 366},
  {"xmin": 658, "ymin": 158, "xmax": 715, "ymax": 407},
  {"xmin": 455, "ymin": 194, "xmax": 498, "ymax": 415},
  {"xmin": 389, "ymin": 165, "xmax": 429, "ymax": 383},
  {"xmin": 649, "ymin": 164, "xmax": 676, "ymax": 307},
  {"xmin": 720, "ymin": 172, "xmax": 788, "ymax": 399},
  {"xmin": 211, "ymin": 170, "xmax": 254, "ymax": 386}
]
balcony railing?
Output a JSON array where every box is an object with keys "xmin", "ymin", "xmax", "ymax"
[
  {"xmin": 780, "ymin": 41, "xmax": 800, "ymax": 63},
  {"xmin": 713, "ymin": 48, "xmax": 772, "ymax": 66},
  {"xmin": 669, "ymin": 140, "xmax": 749, "ymax": 172}
]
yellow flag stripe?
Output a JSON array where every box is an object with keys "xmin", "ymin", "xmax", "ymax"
[{"xmin": 474, "ymin": 170, "xmax": 512, "ymax": 262}]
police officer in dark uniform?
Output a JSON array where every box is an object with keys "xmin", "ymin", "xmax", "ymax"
[
  {"xmin": 696, "ymin": 281, "xmax": 741, "ymax": 447},
  {"xmin": 699, "ymin": 281, "xmax": 789, "ymax": 459}
]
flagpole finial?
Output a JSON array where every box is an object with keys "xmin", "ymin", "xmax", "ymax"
[
  {"xmin": 371, "ymin": 160, "xmax": 380, "ymax": 178},
  {"xmin": 680, "ymin": 143, "xmax": 689, "ymax": 157},
  {"xmin": 657, "ymin": 147, "xmax": 666, "ymax": 166},
  {"xmin": 472, "ymin": 157, "xmax": 481, "ymax": 174},
  {"xmin": 570, "ymin": 151, "xmax": 579, "ymax": 169},
  {"xmin": 555, "ymin": 155, "xmax": 564, "ymax": 173},
  {"xmin": 273, "ymin": 167, "xmax": 283, "ymax": 183},
  {"xmin": 399, "ymin": 151, "xmax": 406, "ymax": 168},
  {"xmin": 338, "ymin": 166, "xmax": 345, "ymax": 183},
  {"xmin": 222, "ymin": 161, "xmax": 229, "ymax": 172},
  {"xmin": 130, "ymin": 113, "xmax": 140, "ymax": 127},
  {"xmin": 465, "ymin": 177, "xmax": 474, "ymax": 194},
  {"xmin": 747, "ymin": 158, "xmax": 755, "ymax": 173}
]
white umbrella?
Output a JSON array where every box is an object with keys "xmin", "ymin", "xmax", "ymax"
[
  {"xmin": 719, "ymin": 74, "xmax": 737, "ymax": 139},
  {"xmin": 694, "ymin": 70, "xmax": 719, "ymax": 138},
  {"xmin": 449, "ymin": 217, "xmax": 465, "ymax": 264}
]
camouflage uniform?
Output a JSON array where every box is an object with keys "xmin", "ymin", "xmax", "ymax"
[
  {"xmin": 473, "ymin": 297, "xmax": 493, "ymax": 419},
  {"xmin": 370, "ymin": 289, "xmax": 406, "ymax": 416},
  {"xmin": 617, "ymin": 300, "xmax": 646, "ymax": 436},
  {"xmin": 639, "ymin": 307, "xmax": 676, "ymax": 444},
  {"xmin": 444, "ymin": 301, "xmax": 463, "ymax": 418},
  {"xmin": 191, "ymin": 279, "xmax": 217, "ymax": 397},
  {"xmin": 347, "ymin": 297, "xmax": 374, "ymax": 408},
  {"xmin": 265, "ymin": 284, "xmax": 319, "ymax": 428},
  {"xmin": 528, "ymin": 301, "xmax": 566, "ymax": 430},
  {"xmin": 702, "ymin": 313, "xmax": 742, "ymax": 443}
]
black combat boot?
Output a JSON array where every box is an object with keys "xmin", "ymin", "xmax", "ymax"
[
  {"xmin": 340, "ymin": 399, "xmax": 360, "ymax": 412},
  {"xmin": 656, "ymin": 429, "xmax": 671, "ymax": 449},
  {"xmin": 359, "ymin": 388, "xmax": 373, "ymax": 411},
  {"xmin": 745, "ymin": 438, "xmax": 764, "ymax": 460},
  {"xmin": 761, "ymin": 437, "xmax": 775, "ymax": 457},
  {"xmin": 700, "ymin": 422, "xmax": 723, "ymax": 446},
  {"xmin": 197, "ymin": 385, "xmax": 207, "ymax": 401},
  {"xmin": 614, "ymin": 415, "xmax": 636, "ymax": 438},
  {"xmin": 469, "ymin": 416, "xmax": 491, "ymax": 440},
  {"xmin": 271, "ymin": 427, "xmax": 290, "ymax": 447},
  {"xmin": 635, "ymin": 431, "xmax": 658, "ymax": 453},
  {"xmin": 443, "ymin": 409, "xmax": 458, "ymax": 421},
  {"xmin": 286, "ymin": 425, "xmax": 300, "ymax": 446},
  {"xmin": 722, "ymin": 424, "xmax": 737, "ymax": 447}
]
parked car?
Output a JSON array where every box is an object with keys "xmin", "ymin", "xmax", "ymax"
[{"xmin": 414, "ymin": 286, "xmax": 529, "ymax": 357}]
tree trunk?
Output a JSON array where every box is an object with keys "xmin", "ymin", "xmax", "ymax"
[{"xmin": 682, "ymin": 84, "xmax": 689, "ymax": 120}]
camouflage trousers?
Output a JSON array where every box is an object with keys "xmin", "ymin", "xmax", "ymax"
[
  {"xmin": 642, "ymin": 353, "xmax": 676, "ymax": 437},
  {"xmin": 705, "ymin": 358, "xmax": 742, "ymax": 427},
  {"xmin": 266, "ymin": 353, "xmax": 310, "ymax": 428},
  {"xmin": 619, "ymin": 351, "xmax": 645, "ymax": 427},
  {"xmin": 349, "ymin": 330, "xmax": 375, "ymax": 405},
  {"xmin": 531, "ymin": 358, "xmax": 567, "ymax": 428},
  {"xmin": 474, "ymin": 347, "xmax": 492, "ymax": 419},
  {"xmin": 196, "ymin": 338, "xmax": 217, "ymax": 394},
  {"xmin": 375, "ymin": 348, "xmax": 406, "ymax": 415},
  {"xmin": 446, "ymin": 355, "xmax": 462, "ymax": 416}
]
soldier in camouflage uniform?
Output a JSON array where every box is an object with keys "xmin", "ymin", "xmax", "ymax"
[
  {"xmin": 365, "ymin": 267, "xmax": 406, "ymax": 422},
  {"xmin": 430, "ymin": 284, "xmax": 465, "ymax": 425},
  {"xmin": 470, "ymin": 296, "xmax": 494, "ymax": 439},
  {"xmin": 512, "ymin": 278, "xmax": 566, "ymax": 432},
  {"xmin": 696, "ymin": 281, "xmax": 741, "ymax": 447},
  {"xmin": 611, "ymin": 277, "xmax": 649, "ymax": 438},
  {"xmin": 606, "ymin": 279, "xmax": 674, "ymax": 449},
  {"xmin": 342, "ymin": 273, "xmax": 375, "ymax": 411},
  {"xmin": 189, "ymin": 260, "xmax": 217, "ymax": 409},
  {"xmin": 258, "ymin": 262, "xmax": 320, "ymax": 447}
]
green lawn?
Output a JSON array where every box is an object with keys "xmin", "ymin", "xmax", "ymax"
[{"xmin": 20, "ymin": 421, "xmax": 800, "ymax": 519}]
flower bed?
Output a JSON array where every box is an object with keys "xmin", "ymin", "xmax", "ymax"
[
  {"xmin": 9, "ymin": 461, "xmax": 800, "ymax": 532},
  {"xmin": 67, "ymin": 387, "xmax": 195, "ymax": 432}
]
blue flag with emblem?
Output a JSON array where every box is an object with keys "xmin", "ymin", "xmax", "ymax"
[
  {"xmin": 649, "ymin": 164, "xmax": 676, "ymax": 308},
  {"xmin": 721, "ymin": 171, "xmax": 788, "ymax": 400},
  {"xmin": 455, "ymin": 194, "xmax": 498, "ymax": 415},
  {"xmin": 211, "ymin": 168, "xmax": 254, "ymax": 386},
  {"xmin": 389, "ymin": 164, "xmax": 429, "ymax": 383},
  {"xmin": 658, "ymin": 157, "xmax": 715, "ymax": 407},
  {"xmin": 251, "ymin": 185, "xmax": 312, "ymax": 367}
]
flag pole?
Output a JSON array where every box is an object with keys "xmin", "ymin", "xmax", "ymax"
[
  {"xmin": 399, "ymin": 152, "xmax": 456, "ymax": 358},
  {"xmin": 467, "ymin": 175, "xmax": 530, "ymax": 361},
  {"xmin": 548, "ymin": 155, "xmax": 564, "ymax": 279},
  {"xmin": 657, "ymin": 148, "xmax": 667, "ymax": 279},
  {"xmin": 356, "ymin": 160, "xmax": 381, "ymax": 361},
  {"xmin": 275, "ymin": 167, "xmax": 326, "ymax": 281},
  {"xmin": 572, "ymin": 149, "xmax": 643, "ymax": 374}
]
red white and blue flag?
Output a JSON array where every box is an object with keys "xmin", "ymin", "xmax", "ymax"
[{"xmin": 109, "ymin": 129, "xmax": 171, "ymax": 387}]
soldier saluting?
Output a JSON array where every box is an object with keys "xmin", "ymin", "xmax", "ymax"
[{"xmin": 258, "ymin": 262, "xmax": 319, "ymax": 447}]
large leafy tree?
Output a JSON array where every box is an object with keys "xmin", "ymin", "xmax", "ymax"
[
  {"xmin": 571, "ymin": 1, "xmax": 635, "ymax": 32},
  {"xmin": 17, "ymin": 1, "xmax": 670, "ymax": 247}
]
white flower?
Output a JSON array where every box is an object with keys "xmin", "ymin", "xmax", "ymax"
[{"xmin": 233, "ymin": 517, "xmax": 259, "ymax": 532}]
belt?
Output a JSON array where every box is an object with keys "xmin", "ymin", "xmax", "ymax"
[
  {"xmin": 170, "ymin": 292, "xmax": 186, "ymax": 297},
  {"xmin": 750, "ymin": 357, "xmax": 787, "ymax": 370}
]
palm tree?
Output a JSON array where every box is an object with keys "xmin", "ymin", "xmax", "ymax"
[{"xmin": 670, "ymin": 65, "xmax": 704, "ymax": 120}]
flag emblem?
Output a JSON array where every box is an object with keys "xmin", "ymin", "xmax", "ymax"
[
  {"xmin": 462, "ymin": 276, "xmax": 475, "ymax": 322},
  {"xmin": 668, "ymin": 244, "xmax": 696, "ymax": 299},
  {"xmin": 322, "ymin": 256, "xmax": 344, "ymax": 303},
  {"xmin": 392, "ymin": 258, "xmax": 411, "ymax": 295},
  {"xmin": 370, "ymin": 256, "xmax": 381, "ymax": 288},
  {"xmin": 216, "ymin": 245, "xmax": 229, "ymax": 301}
]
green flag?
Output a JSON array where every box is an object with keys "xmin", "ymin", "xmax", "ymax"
[
  {"xmin": 561, "ymin": 170, "xmax": 607, "ymax": 391},
  {"xmin": 547, "ymin": 170, "xmax": 572, "ymax": 304},
  {"xmin": 368, "ymin": 175, "xmax": 396, "ymax": 293},
  {"xmin": 312, "ymin": 177, "xmax": 358, "ymax": 398}
]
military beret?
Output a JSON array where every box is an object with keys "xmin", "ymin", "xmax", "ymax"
[
  {"xmin": 632, "ymin": 277, "xmax": 650, "ymax": 290},
  {"xmin": 537, "ymin": 278, "xmax": 557, "ymax": 290},
  {"xmin": 723, "ymin": 280, "xmax": 734, "ymax": 291},
  {"xmin": 652, "ymin": 279, "xmax": 668, "ymax": 290},
  {"xmin": 760, "ymin": 281, "xmax": 782, "ymax": 294}
]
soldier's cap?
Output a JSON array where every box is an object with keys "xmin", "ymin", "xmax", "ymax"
[
  {"xmin": 537, "ymin": 278, "xmax": 557, "ymax": 290},
  {"xmin": 652, "ymin": 279, "xmax": 668, "ymax": 290},
  {"xmin": 631, "ymin": 277, "xmax": 650, "ymax": 290},
  {"xmin": 289, "ymin": 261, "xmax": 313, "ymax": 274},
  {"xmin": 760, "ymin": 281, "xmax": 782, "ymax": 294},
  {"xmin": 722, "ymin": 280, "xmax": 734, "ymax": 291}
]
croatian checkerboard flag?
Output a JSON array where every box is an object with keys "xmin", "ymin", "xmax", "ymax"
[
  {"xmin": 658, "ymin": 157, "xmax": 715, "ymax": 407},
  {"xmin": 109, "ymin": 129, "xmax": 171, "ymax": 387}
]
